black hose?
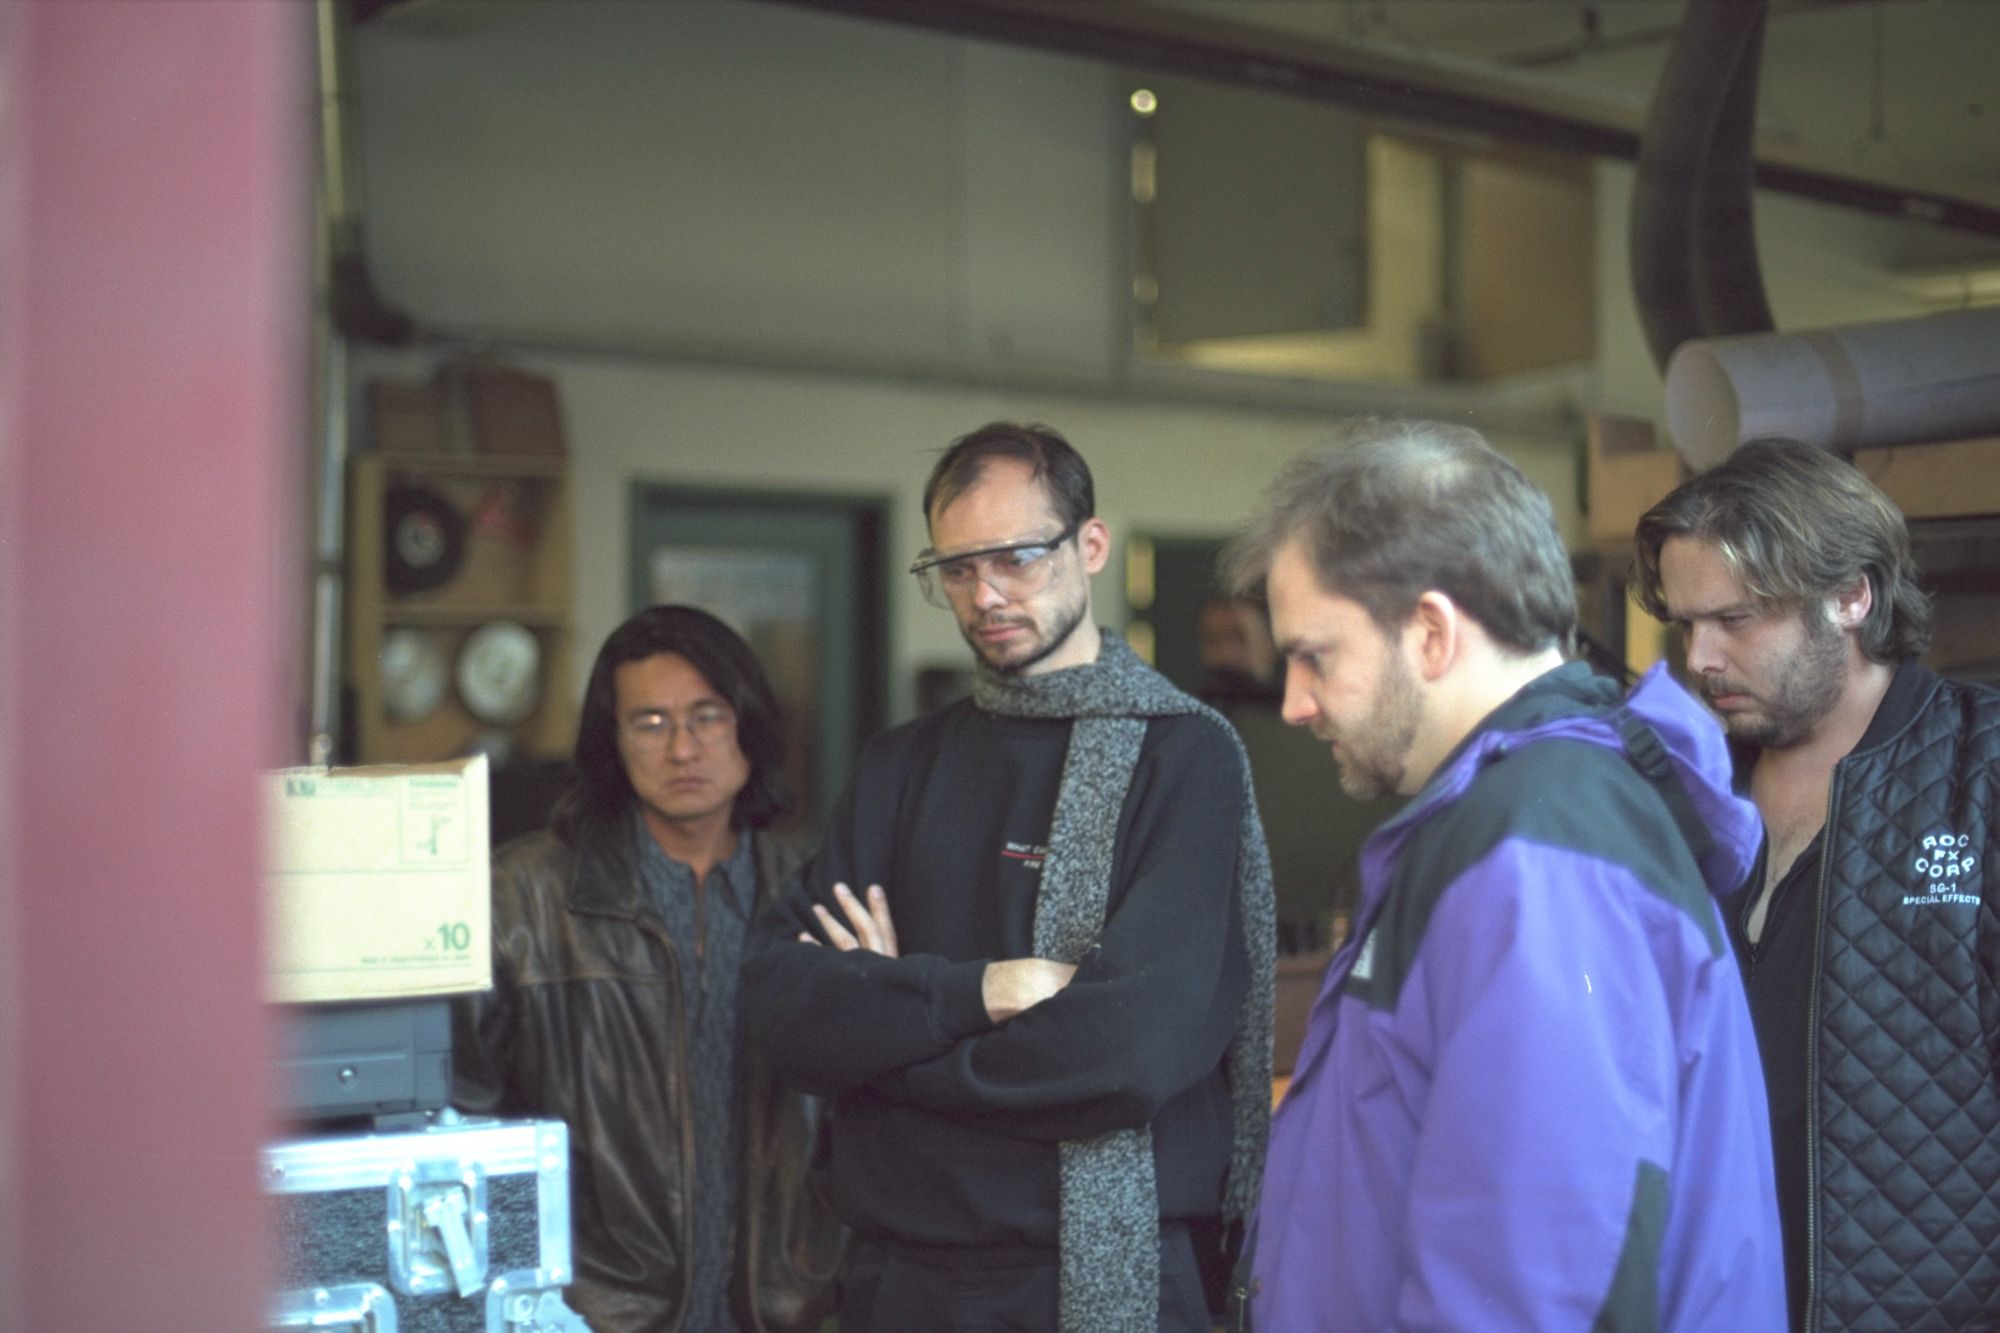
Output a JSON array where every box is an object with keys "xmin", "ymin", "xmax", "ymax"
[
  {"xmin": 1692, "ymin": 5, "xmax": 1776, "ymax": 339},
  {"xmin": 1629, "ymin": 0, "xmax": 1774, "ymax": 370}
]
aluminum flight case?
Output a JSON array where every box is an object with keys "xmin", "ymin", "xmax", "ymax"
[{"xmin": 263, "ymin": 1113, "xmax": 586, "ymax": 1333}]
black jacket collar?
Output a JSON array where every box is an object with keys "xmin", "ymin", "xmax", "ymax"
[
  {"xmin": 1433, "ymin": 659, "xmax": 1620, "ymax": 782},
  {"xmin": 1852, "ymin": 658, "xmax": 1940, "ymax": 755}
]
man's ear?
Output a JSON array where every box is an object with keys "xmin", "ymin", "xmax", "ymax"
[
  {"xmin": 1078, "ymin": 517, "xmax": 1112, "ymax": 576},
  {"xmin": 1406, "ymin": 591, "xmax": 1460, "ymax": 682},
  {"xmin": 1831, "ymin": 574, "xmax": 1874, "ymax": 632}
]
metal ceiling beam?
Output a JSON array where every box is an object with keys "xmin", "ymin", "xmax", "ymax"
[
  {"xmin": 1501, "ymin": 0, "xmax": 1875, "ymax": 69},
  {"xmin": 760, "ymin": 0, "xmax": 2000, "ymax": 236}
]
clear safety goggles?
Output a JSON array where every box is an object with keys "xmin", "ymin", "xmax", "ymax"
[{"xmin": 909, "ymin": 522, "xmax": 1079, "ymax": 609}]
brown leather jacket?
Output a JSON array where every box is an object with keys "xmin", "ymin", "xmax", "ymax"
[{"xmin": 453, "ymin": 819, "xmax": 843, "ymax": 1333}]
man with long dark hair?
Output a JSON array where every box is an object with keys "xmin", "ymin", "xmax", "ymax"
[
  {"xmin": 1636, "ymin": 438, "xmax": 2000, "ymax": 1332},
  {"xmin": 454, "ymin": 604, "xmax": 841, "ymax": 1332}
]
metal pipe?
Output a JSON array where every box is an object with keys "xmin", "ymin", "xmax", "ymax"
[
  {"xmin": 309, "ymin": 0, "xmax": 372, "ymax": 764},
  {"xmin": 308, "ymin": 318, "xmax": 348, "ymax": 766}
]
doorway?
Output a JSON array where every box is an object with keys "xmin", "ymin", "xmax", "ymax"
[{"xmin": 630, "ymin": 484, "xmax": 890, "ymax": 834}]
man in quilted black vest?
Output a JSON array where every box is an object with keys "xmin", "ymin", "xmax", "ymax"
[{"xmin": 1637, "ymin": 437, "xmax": 2000, "ymax": 1331}]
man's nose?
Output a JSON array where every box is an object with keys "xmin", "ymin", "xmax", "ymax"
[
  {"xmin": 1684, "ymin": 624, "xmax": 1725, "ymax": 675},
  {"xmin": 1279, "ymin": 665, "xmax": 1318, "ymax": 726},
  {"xmin": 667, "ymin": 720, "xmax": 703, "ymax": 760},
  {"xmin": 971, "ymin": 573, "xmax": 1008, "ymax": 609}
]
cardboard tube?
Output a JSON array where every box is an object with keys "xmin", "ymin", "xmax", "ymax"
[{"xmin": 1664, "ymin": 307, "xmax": 2000, "ymax": 468}]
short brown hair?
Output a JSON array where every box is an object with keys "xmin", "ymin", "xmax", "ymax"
[
  {"xmin": 922, "ymin": 422, "xmax": 1094, "ymax": 531},
  {"xmin": 1224, "ymin": 418, "xmax": 1576, "ymax": 655},
  {"xmin": 1633, "ymin": 437, "xmax": 1931, "ymax": 663}
]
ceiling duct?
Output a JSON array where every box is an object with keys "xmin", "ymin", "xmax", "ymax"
[
  {"xmin": 1630, "ymin": 0, "xmax": 1775, "ymax": 372},
  {"xmin": 1665, "ymin": 306, "xmax": 2000, "ymax": 468}
]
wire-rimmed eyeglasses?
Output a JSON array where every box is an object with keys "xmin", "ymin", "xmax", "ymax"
[
  {"xmin": 909, "ymin": 522, "xmax": 1079, "ymax": 609},
  {"xmin": 620, "ymin": 703, "xmax": 735, "ymax": 752}
]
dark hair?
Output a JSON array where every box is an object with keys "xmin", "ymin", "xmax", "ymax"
[
  {"xmin": 551, "ymin": 604, "xmax": 788, "ymax": 843},
  {"xmin": 1223, "ymin": 417, "xmax": 1576, "ymax": 655},
  {"xmin": 921, "ymin": 421, "xmax": 1094, "ymax": 531},
  {"xmin": 1633, "ymin": 436, "xmax": 1931, "ymax": 663}
]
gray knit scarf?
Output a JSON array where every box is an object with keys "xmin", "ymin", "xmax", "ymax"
[{"xmin": 973, "ymin": 630, "xmax": 1276, "ymax": 1333}]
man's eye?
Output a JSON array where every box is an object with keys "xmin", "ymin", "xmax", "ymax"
[
  {"xmin": 939, "ymin": 560, "xmax": 977, "ymax": 583},
  {"xmin": 633, "ymin": 713, "xmax": 668, "ymax": 733},
  {"xmin": 692, "ymin": 706, "xmax": 728, "ymax": 727}
]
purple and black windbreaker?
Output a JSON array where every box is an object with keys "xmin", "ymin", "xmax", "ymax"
[{"xmin": 1251, "ymin": 662, "xmax": 1786, "ymax": 1331}]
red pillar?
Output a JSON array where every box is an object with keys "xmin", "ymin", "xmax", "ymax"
[{"xmin": 0, "ymin": 3, "xmax": 308, "ymax": 1327}]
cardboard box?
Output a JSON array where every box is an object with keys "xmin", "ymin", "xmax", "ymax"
[
  {"xmin": 1586, "ymin": 414, "xmax": 1688, "ymax": 548},
  {"xmin": 265, "ymin": 755, "xmax": 491, "ymax": 1004},
  {"xmin": 1854, "ymin": 435, "xmax": 2000, "ymax": 520}
]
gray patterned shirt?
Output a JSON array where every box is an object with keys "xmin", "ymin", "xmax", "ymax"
[{"xmin": 633, "ymin": 813, "xmax": 755, "ymax": 1333}]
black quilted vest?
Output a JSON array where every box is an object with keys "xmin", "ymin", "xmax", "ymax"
[{"xmin": 1810, "ymin": 663, "xmax": 2000, "ymax": 1331}]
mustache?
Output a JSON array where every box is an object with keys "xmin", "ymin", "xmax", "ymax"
[{"xmin": 1699, "ymin": 677, "xmax": 1751, "ymax": 700}]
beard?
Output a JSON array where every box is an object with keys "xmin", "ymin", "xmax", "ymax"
[
  {"xmin": 1331, "ymin": 647, "xmax": 1423, "ymax": 801},
  {"xmin": 1704, "ymin": 606, "xmax": 1848, "ymax": 749},
  {"xmin": 958, "ymin": 581, "xmax": 1090, "ymax": 677}
]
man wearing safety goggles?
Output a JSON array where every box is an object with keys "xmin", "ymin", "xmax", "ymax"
[{"xmin": 745, "ymin": 421, "xmax": 1275, "ymax": 1332}]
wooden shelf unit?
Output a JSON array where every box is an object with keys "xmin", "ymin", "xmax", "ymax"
[{"xmin": 345, "ymin": 450, "xmax": 576, "ymax": 765}]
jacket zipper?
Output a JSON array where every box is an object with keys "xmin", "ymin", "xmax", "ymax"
[
  {"xmin": 569, "ymin": 832, "xmax": 760, "ymax": 1332},
  {"xmin": 1803, "ymin": 761, "xmax": 1842, "ymax": 1331},
  {"xmin": 635, "ymin": 914, "xmax": 697, "ymax": 1333}
]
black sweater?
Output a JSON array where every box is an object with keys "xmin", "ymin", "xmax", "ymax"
[{"xmin": 743, "ymin": 699, "xmax": 1249, "ymax": 1254}]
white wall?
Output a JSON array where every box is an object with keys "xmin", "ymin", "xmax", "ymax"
[{"xmin": 353, "ymin": 0, "xmax": 1121, "ymax": 380}]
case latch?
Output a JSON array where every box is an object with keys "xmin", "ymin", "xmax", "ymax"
[{"xmin": 387, "ymin": 1158, "xmax": 489, "ymax": 1298}]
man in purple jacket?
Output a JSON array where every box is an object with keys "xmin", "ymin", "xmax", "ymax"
[{"xmin": 1225, "ymin": 419, "xmax": 1786, "ymax": 1331}]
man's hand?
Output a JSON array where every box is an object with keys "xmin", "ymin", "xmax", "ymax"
[
  {"xmin": 981, "ymin": 958, "xmax": 1078, "ymax": 1022},
  {"xmin": 799, "ymin": 885, "xmax": 1073, "ymax": 1022},
  {"xmin": 800, "ymin": 881, "xmax": 899, "ymax": 957}
]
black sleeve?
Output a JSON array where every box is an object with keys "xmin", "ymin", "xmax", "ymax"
[
  {"xmin": 867, "ymin": 716, "xmax": 1251, "ymax": 1142},
  {"xmin": 742, "ymin": 728, "xmax": 996, "ymax": 1098}
]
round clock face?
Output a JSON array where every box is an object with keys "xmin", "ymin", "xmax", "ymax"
[
  {"xmin": 456, "ymin": 620, "xmax": 542, "ymax": 726},
  {"xmin": 380, "ymin": 628, "xmax": 451, "ymax": 724},
  {"xmin": 382, "ymin": 485, "xmax": 467, "ymax": 594}
]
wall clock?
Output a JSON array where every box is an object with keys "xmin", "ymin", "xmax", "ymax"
[{"xmin": 455, "ymin": 620, "xmax": 541, "ymax": 726}]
